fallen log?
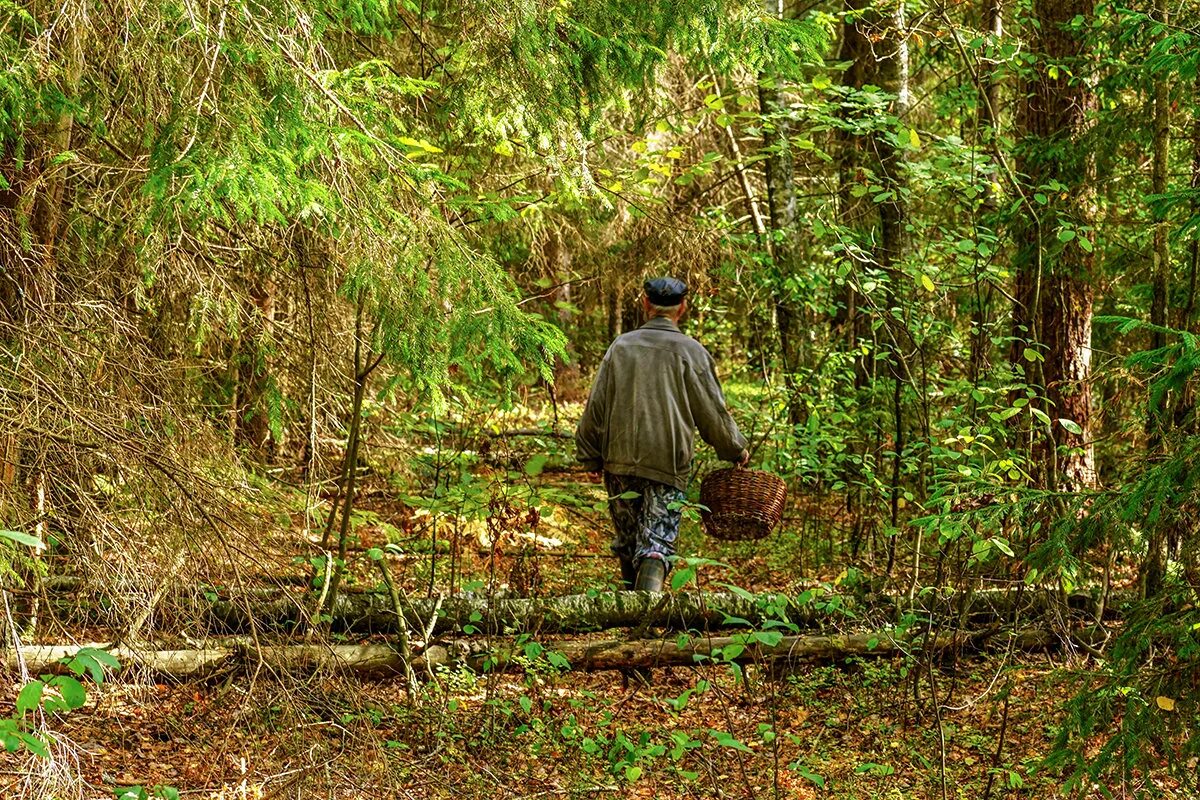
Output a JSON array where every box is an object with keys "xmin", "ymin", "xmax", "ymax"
[
  {"xmin": 40, "ymin": 577, "xmax": 1119, "ymax": 636},
  {"xmin": 3, "ymin": 624, "xmax": 1108, "ymax": 680},
  {"xmin": 207, "ymin": 586, "xmax": 1116, "ymax": 636}
]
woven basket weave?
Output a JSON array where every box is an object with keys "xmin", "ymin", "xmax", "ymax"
[{"xmin": 699, "ymin": 467, "xmax": 787, "ymax": 541}]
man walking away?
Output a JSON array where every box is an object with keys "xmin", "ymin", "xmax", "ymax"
[{"xmin": 575, "ymin": 277, "xmax": 749, "ymax": 592}]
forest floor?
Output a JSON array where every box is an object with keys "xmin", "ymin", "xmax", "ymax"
[
  {"xmin": 0, "ymin": 399, "xmax": 1177, "ymax": 799},
  {"xmin": 3, "ymin": 648, "xmax": 1120, "ymax": 799}
]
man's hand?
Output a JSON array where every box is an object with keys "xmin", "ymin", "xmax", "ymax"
[{"xmin": 736, "ymin": 449, "xmax": 750, "ymax": 467}]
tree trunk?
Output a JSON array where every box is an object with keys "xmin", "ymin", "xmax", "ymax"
[
  {"xmin": 1014, "ymin": 0, "xmax": 1098, "ymax": 491},
  {"xmin": 872, "ymin": 0, "xmax": 910, "ymax": 574},
  {"xmin": 234, "ymin": 275, "xmax": 277, "ymax": 459},
  {"xmin": 1142, "ymin": 0, "xmax": 1171, "ymax": 598},
  {"xmin": 760, "ymin": 0, "xmax": 803, "ymax": 424},
  {"xmin": 832, "ymin": 0, "xmax": 873, "ymax": 551}
]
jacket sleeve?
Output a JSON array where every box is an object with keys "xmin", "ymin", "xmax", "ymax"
[
  {"xmin": 575, "ymin": 354, "xmax": 611, "ymax": 470},
  {"xmin": 688, "ymin": 347, "xmax": 748, "ymax": 463}
]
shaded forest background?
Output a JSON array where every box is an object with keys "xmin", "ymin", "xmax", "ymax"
[{"xmin": 0, "ymin": 0, "xmax": 1199, "ymax": 797}]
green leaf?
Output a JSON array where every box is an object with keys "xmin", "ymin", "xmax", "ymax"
[
  {"xmin": 1058, "ymin": 418, "xmax": 1084, "ymax": 435},
  {"xmin": 518, "ymin": 696, "xmax": 532, "ymax": 714},
  {"xmin": 0, "ymin": 529, "xmax": 42, "ymax": 549},
  {"xmin": 15, "ymin": 732, "xmax": 49, "ymax": 758},
  {"xmin": 524, "ymin": 454, "xmax": 549, "ymax": 477},
  {"xmin": 920, "ymin": 274, "xmax": 935, "ymax": 292},
  {"xmin": 70, "ymin": 653, "xmax": 104, "ymax": 683},
  {"xmin": 720, "ymin": 643, "xmax": 745, "ymax": 661},
  {"xmin": 670, "ymin": 567, "xmax": 696, "ymax": 591},
  {"xmin": 752, "ymin": 630, "xmax": 784, "ymax": 646},
  {"xmin": 709, "ymin": 729, "xmax": 753, "ymax": 753},
  {"xmin": 625, "ymin": 765, "xmax": 642, "ymax": 782},
  {"xmin": 15, "ymin": 681, "xmax": 44, "ymax": 716},
  {"xmin": 52, "ymin": 676, "xmax": 87, "ymax": 710},
  {"xmin": 1057, "ymin": 229, "xmax": 1076, "ymax": 242},
  {"xmin": 794, "ymin": 764, "xmax": 826, "ymax": 787},
  {"xmin": 1078, "ymin": 236, "xmax": 1094, "ymax": 252}
]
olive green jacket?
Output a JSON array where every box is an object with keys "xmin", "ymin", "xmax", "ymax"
[{"xmin": 575, "ymin": 317, "xmax": 748, "ymax": 490}]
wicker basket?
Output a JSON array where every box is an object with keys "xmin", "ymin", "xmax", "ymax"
[{"xmin": 699, "ymin": 467, "xmax": 787, "ymax": 541}]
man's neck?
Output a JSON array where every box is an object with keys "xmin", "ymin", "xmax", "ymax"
[{"xmin": 644, "ymin": 315, "xmax": 681, "ymax": 328}]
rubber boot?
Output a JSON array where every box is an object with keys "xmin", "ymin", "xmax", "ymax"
[
  {"xmin": 634, "ymin": 558, "xmax": 665, "ymax": 592},
  {"xmin": 619, "ymin": 557, "xmax": 637, "ymax": 590}
]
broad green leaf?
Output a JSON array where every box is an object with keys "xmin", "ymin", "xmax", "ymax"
[
  {"xmin": 720, "ymin": 643, "xmax": 745, "ymax": 661},
  {"xmin": 16, "ymin": 732, "xmax": 49, "ymax": 758},
  {"xmin": 52, "ymin": 676, "xmax": 87, "ymax": 710},
  {"xmin": 709, "ymin": 729, "xmax": 752, "ymax": 753},
  {"xmin": 752, "ymin": 630, "xmax": 784, "ymax": 646},
  {"xmin": 670, "ymin": 567, "xmax": 696, "ymax": 591},
  {"xmin": 1058, "ymin": 418, "xmax": 1084, "ymax": 435},
  {"xmin": 0, "ymin": 529, "xmax": 42, "ymax": 549},
  {"xmin": 524, "ymin": 454, "xmax": 549, "ymax": 477},
  {"xmin": 15, "ymin": 681, "xmax": 44, "ymax": 716}
]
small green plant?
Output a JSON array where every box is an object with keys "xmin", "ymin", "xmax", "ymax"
[
  {"xmin": 116, "ymin": 786, "xmax": 180, "ymax": 800},
  {"xmin": 2, "ymin": 647, "xmax": 120, "ymax": 757}
]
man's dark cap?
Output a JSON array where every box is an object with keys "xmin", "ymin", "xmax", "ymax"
[{"xmin": 644, "ymin": 277, "xmax": 688, "ymax": 306}]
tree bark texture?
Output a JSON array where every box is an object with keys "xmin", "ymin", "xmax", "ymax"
[
  {"xmin": 1014, "ymin": 0, "xmax": 1098, "ymax": 490},
  {"xmin": 1142, "ymin": 0, "xmax": 1171, "ymax": 598}
]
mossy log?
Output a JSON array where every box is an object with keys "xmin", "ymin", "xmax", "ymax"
[
  {"xmin": 3, "ymin": 624, "xmax": 1105, "ymax": 680},
  {"xmin": 206, "ymin": 585, "xmax": 1113, "ymax": 636}
]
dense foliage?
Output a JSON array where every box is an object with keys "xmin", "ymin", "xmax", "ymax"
[{"xmin": 1, "ymin": 0, "xmax": 1199, "ymax": 797}]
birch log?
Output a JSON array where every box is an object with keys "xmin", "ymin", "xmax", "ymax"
[{"xmin": 2, "ymin": 625, "xmax": 1105, "ymax": 680}]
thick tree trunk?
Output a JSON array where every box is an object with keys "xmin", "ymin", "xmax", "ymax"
[{"xmin": 1014, "ymin": 0, "xmax": 1098, "ymax": 490}]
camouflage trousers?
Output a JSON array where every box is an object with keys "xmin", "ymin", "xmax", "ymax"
[{"xmin": 603, "ymin": 472, "xmax": 685, "ymax": 571}]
